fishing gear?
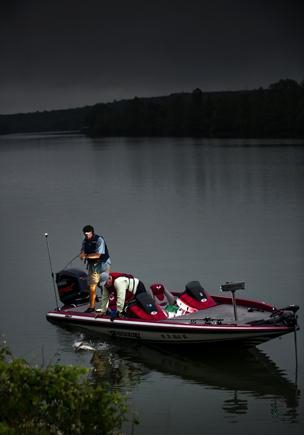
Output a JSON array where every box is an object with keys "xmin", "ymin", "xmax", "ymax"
[
  {"xmin": 63, "ymin": 254, "xmax": 80, "ymax": 270},
  {"xmin": 44, "ymin": 233, "xmax": 59, "ymax": 310}
]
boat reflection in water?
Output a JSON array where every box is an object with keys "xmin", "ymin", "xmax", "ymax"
[{"xmin": 89, "ymin": 339, "xmax": 300, "ymax": 422}]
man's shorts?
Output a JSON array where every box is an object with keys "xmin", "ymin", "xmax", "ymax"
[
  {"xmin": 88, "ymin": 262, "xmax": 111, "ymax": 286},
  {"xmin": 88, "ymin": 270, "xmax": 101, "ymax": 285}
]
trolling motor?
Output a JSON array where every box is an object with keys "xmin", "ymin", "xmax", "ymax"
[{"xmin": 221, "ymin": 281, "xmax": 245, "ymax": 322}]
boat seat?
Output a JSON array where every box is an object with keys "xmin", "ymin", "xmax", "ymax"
[
  {"xmin": 176, "ymin": 280, "xmax": 217, "ymax": 313},
  {"xmin": 127, "ymin": 292, "xmax": 168, "ymax": 321},
  {"xmin": 149, "ymin": 283, "xmax": 176, "ymax": 308}
]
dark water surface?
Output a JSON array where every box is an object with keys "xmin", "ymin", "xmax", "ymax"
[{"xmin": 0, "ymin": 134, "xmax": 303, "ymax": 434}]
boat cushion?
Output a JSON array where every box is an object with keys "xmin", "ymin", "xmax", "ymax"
[
  {"xmin": 150, "ymin": 283, "xmax": 176, "ymax": 307},
  {"xmin": 176, "ymin": 281, "xmax": 217, "ymax": 312},
  {"xmin": 127, "ymin": 292, "xmax": 167, "ymax": 320},
  {"xmin": 127, "ymin": 304, "xmax": 167, "ymax": 321}
]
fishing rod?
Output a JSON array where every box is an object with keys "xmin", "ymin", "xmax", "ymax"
[
  {"xmin": 63, "ymin": 254, "xmax": 80, "ymax": 270},
  {"xmin": 44, "ymin": 233, "xmax": 59, "ymax": 310}
]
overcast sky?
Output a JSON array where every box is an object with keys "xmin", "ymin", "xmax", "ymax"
[{"xmin": 0, "ymin": 0, "xmax": 303, "ymax": 114}]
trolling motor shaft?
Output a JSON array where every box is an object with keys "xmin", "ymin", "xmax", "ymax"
[{"xmin": 221, "ymin": 282, "xmax": 245, "ymax": 322}]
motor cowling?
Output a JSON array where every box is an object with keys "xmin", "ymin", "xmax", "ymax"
[{"xmin": 56, "ymin": 268, "xmax": 89, "ymax": 306}]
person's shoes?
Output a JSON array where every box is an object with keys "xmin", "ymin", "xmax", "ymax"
[{"xmin": 85, "ymin": 307, "xmax": 95, "ymax": 313}]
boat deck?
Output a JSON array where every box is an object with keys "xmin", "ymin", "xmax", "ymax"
[
  {"xmin": 166, "ymin": 304, "xmax": 273, "ymax": 325},
  {"xmin": 58, "ymin": 301, "xmax": 274, "ymax": 326}
]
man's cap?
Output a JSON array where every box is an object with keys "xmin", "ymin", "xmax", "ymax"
[{"xmin": 83, "ymin": 225, "xmax": 94, "ymax": 233}]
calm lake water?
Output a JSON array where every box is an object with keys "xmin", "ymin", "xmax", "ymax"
[{"xmin": 0, "ymin": 133, "xmax": 303, "ymax": 434}]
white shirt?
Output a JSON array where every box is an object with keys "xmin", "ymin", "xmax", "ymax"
[{"xmin": 100, "ymin": 276, "xmax": 139, "ymax": 313}]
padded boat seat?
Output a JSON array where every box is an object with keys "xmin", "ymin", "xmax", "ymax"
[
  {"xmin": 127, "ymin": 292, "xmax": 168, "ymax": 321},
  {"xmin": 176, "ymin": 280, "xmax": 217, "ymax": 313},
  {"xmin": 149, "ymin": 283, "xmax": 176, "ymax": 308}
]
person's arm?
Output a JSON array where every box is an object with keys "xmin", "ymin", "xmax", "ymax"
[
  {"xmin": 80, "ymin": 237, "xmax": 103, "ymax": 260},
  {"xmin": 79, "ymin": 250, "xmax": 100, "ymax": 260},
  {"xmin": 98, "ymin": 236, "xmax": 109, "ymax": 262},
  {"xmin": 80, "ymin": 240, "xmax": 86, "ymax": 259}
]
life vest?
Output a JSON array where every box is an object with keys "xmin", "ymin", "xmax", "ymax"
[
  {"xmin": 107, "ymin": 272, "xmax": 137, "ymax": 304},
  {"xmin": 83, "ymin": 233, "xmax": 110, "ymax": 264}
]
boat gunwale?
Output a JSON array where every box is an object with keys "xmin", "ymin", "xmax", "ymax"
[{"xmin": 46, "ymin": 310, "xmax": 295, "ymax": 333}]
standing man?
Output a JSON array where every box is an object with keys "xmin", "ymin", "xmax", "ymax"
[{"xmin": 80, "ymin": 225, "xmax": 111, "ymax": 313}]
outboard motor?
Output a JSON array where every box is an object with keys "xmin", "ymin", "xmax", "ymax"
[
  {"xmin": 176, "ymin": 280, "xmax": 217, "ymax": 313},
  {"xmin": 56, "ymin": 268, "xmax": 89, "ymax": 306}
]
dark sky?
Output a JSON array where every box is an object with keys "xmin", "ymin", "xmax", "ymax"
[{"xmin": 0, "ymin": 0, "xmax": 303, "ymax": 114}]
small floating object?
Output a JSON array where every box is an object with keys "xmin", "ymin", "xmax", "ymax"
[{"xmin": 73, "ymin": 340, "xmax": 95, "ymax": 352}]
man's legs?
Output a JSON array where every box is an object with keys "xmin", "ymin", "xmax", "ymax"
[
  {"xmin": 88, "ymin": 263, "xmax": 111, "ymax": 310},
  {"xmin": 88, "ymin": 271, "xmax": 100, "ymax": 310},
  {"xmin": 89, "ymin": 284, "xmax": 98, "ymax": 309}
]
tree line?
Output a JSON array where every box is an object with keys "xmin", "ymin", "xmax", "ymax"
[{"xmin": 1, "ymin": 79, "xmax": 303, "ymax": 138}]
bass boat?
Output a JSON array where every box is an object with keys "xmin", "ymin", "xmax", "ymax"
[{"xmin": 46, "ymin": 268, "xmax": 299, "ymax": 347}]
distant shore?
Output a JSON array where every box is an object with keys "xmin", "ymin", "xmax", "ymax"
[{"xmin": 1, "ymin": 79, "xmax": 303, "ymax": 139}]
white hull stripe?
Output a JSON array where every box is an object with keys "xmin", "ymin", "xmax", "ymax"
[{"xmin": 46, "ymin": 311, "xmax": 291, "ymax": 333}]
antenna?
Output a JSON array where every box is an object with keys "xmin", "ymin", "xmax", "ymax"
[{"xmin": 44, "ymin": 233, "xmax": 59, "ymax": 309}]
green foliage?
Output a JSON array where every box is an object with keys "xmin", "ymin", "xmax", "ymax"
[{"xmin": 0, "ymin": 343, "xmax": 128, "ymax": 434}]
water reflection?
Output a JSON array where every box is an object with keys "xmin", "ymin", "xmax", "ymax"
[
  {"xmin": 1, "ymin": 134, "xmax": 302, "ymax": 431},
  {"xmin": 91, "ymin": 347, "xmax": 148, "ymax": 390},
  {"xmin": 89, "ymin": 339, "xmax": 300, "ymax": 421}
]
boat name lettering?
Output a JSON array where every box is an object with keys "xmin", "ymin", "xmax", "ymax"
[
  {"xmin": 161, "ymin": 334, "xmax": 188, "ymax": 340},
  {"xmin": 110, "ymin": 330, "xmax": 141, "ymax": 339}
]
